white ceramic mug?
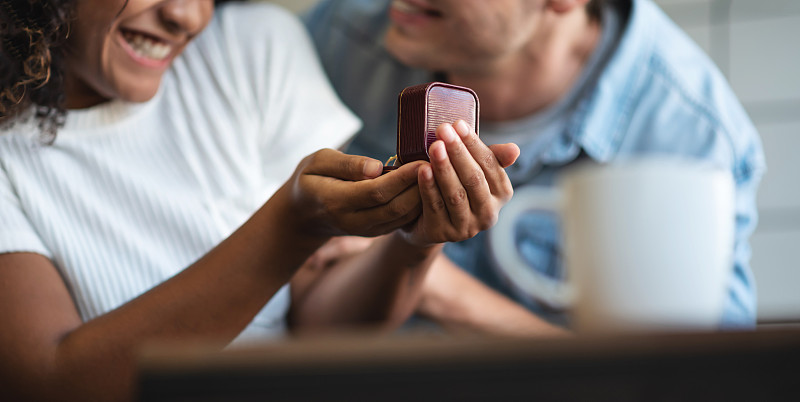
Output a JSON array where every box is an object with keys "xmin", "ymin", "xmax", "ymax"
[{"xmin": 489, "ymin": 159, "xmax": 735, "ymax": 333}]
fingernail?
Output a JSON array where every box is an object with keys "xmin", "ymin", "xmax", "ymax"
[
  {"xmin": 364, "ymin": 160, "xmax": 383, "ymax": 177},
  {"xmin": 455, "ymin": 120, "xmax": 470, "ymax": 138},
  {"xmin": 421, "ymin": 165, "xmax": 433, "ymax": 181},
  {"xmin": 431, "ymin": 141, "xmax": 447, "ymax": 162},
  {"xmin": 438, "ymin": 124, "xmax": 457, "ymax": 143}
]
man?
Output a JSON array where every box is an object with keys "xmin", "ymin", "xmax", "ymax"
[{"xmin": 303, "ymin": 0, "xmax": 766, "ymax": 333}]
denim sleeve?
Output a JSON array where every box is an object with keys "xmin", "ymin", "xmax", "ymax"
[
  {"xmin": 301, "ymin": 0, "xmax": 336, "ymax": 40},
  {"xmin": 721, "ymin": 139, "xmax": 767, "ymax": 328}
]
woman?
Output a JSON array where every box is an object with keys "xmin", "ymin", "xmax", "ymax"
[{"xmin": 0, "ymin": 0, "xmax": 519, "ymax": 400}]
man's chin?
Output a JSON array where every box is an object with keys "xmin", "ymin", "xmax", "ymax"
[{"xmin": 385, "ymin": 29, "xmax": 441, "ymax": 70}]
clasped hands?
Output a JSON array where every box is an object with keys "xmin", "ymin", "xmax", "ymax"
[{"xmin": 288, "ymin": 120, "xmax": 520, "ymax": 247}]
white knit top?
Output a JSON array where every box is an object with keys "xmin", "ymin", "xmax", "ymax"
[{"xmin": 0, "ymin": 3, "xmax": 360, "ymax": 343}]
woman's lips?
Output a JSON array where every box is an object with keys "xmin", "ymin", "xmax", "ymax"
[{"xmin": 117, "ymin": 28, "xmax": 175, "ymax": 69}]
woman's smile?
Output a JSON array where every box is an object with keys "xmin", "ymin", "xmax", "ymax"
[
  {"xmin": 64, "ymin": 0, "xmax": 214, "ymax": 108},
  {"xmin": 118, "ymin": 28, "xmax": 175, "ymax": 68}
]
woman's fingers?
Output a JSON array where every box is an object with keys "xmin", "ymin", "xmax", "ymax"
[
  {"xmin": 302, "ymin": 149, "xmax": 423, "ymax": 210},
  {"xmin": 439, "ymin": 122, "xmax": 493, "ymax": 212},
  {"xmin": 415, "ymin": 163, "xmax": 456, "ymax": 243},
  {"xmin": 428, "ymin": 139, "xmax": 471, "ymax": 229},
  {"xmin": 302, "ymin": 148, "xmax": 385, "ymax": 181},
  {"xmin": 347, "ymin": 160, "xmax": 423, "ymax": 210},
  {"xmin": 346, "ymin": 183, "xmax": 423, "ymax": 236},
  {"xmin": 452, "ymin": 121, "xmax": 516, "ymax": 203},
  {"xmin": 400, "ymin": 122, "xmax": 519, "ymax": 246},
  {"xmin": 488, "ymin": 143, "xmax": 521, "ymax": 169},
  {"xmin": 292, "ymin": 128, "xmax": 517, "ymax": 242},
  {"xmin": 292, "ymin": 150, "xmax": 425, "ymax": 237}
]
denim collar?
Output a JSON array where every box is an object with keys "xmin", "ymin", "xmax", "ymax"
[{"xmin": 565, "ymin": 0, "xmax": 651, "ymax": 164}]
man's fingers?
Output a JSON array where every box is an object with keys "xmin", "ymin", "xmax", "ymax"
[{"xmin": 310, "ymin": 236, "xmax": 375, "ymax": 270}]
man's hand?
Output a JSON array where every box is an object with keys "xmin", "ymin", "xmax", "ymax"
[
  {"xmin": 301, "ymin": 236, "xmax": 376, "ymax": 272},
  {"xmin": 402, "ymin": 120, "xmax": 520, "ymax": 246}
]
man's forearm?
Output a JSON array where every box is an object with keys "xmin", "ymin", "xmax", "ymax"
[{"xmin": 418, "ymin": 255, "xmax": 570, "ymax": 337}]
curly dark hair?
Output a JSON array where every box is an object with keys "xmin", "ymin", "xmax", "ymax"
[
  {"xmin": 1, "ymin": 0, "xmax": 72, "ymax": 142},
  {"xmin": 1, "ymin": 0, "xmax": 236, "ymax": 142}
]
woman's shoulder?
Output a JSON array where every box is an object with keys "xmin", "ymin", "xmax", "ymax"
[
  {"xmin": 180, "ymin": 2, "xmax": 314, "ymax": 81},
  {"xmin": 210, "ymin": 2, "xmax": 309, "ymax": 47},
  {"xmin": 167, "ymin": 2, "xmax": 316, "ymax": 112}
]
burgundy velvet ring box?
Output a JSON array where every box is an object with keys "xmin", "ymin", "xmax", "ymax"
[{"xmin": 382, "ymin": 82, "xmax": 480, "ymax": 173}]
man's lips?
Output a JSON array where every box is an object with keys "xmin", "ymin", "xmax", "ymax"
[
  {"xmin": 389, "ymin": 0, "xmax": 444, "ymax": 28},
  {"xmin": 391, "ymin": 0, "xmax": 443, "ymax": 18}
]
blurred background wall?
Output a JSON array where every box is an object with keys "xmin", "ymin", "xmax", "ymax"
[{"xmin": 264, "ymin": 0, "xmax": 800, "ymax": 324}]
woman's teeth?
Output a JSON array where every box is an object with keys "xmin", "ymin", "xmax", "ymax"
[{"xmin": 123, "ymin": 31, "xmax": 172, "ymax": 61}]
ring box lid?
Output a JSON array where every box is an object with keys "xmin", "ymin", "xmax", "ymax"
[{"xmin": 396, "ymin": 82, "xmax": 480, "ymax": 165}]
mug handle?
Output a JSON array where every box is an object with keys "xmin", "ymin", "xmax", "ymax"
[{"xmin": 489, "ymin": 186, "xmax": 573, "ymax": 309}]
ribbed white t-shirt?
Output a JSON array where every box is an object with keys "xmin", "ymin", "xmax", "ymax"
[{"xmin": 0, "ymin": 3, "xmax": 361, "ymax": 343}]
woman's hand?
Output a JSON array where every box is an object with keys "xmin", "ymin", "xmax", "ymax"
[
  {"xmin": 287, "ymin": 148, "xmax": 427, "ymax": 238},
  {"xmin": 401, "ymin": 120, "xmax": 520, "ymax": 246}
]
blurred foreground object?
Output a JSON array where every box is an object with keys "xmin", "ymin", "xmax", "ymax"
[
  {"xmin": 491, "ymin": 158, "xmax": 734, "ymax": 334},
  {"xmin": 139, "ymin": 328, "xmax": 800, "ymax": 402}
]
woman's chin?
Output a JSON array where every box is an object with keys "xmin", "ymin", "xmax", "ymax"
[{"xmin": 120, "ymin": 85, "xmax": 161, "ymax": 104}]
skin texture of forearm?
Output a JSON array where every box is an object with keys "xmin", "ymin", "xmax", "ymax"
[
  {"xmin": 0, "ymin": 184, "xmax": 331, "ymax": 402},
  {"xmin": 418, "ymin": 255, "xmax": 570, "ymax": 338},
  {"xmin": 289, "ymin": 232, "xmax": 441, "ymax": 333}
]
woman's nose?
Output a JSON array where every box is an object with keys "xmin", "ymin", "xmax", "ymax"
[{"xmin": 159, "ymin": 0, "xmax": 213, "ymax": 36}]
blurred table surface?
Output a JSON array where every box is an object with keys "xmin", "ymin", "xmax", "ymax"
[{"xmin": 138, "ymin": 327, "xmax": 800, "ymax": 402}]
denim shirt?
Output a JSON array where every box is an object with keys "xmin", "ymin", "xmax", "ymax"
[{"xmin": 305, "ymin": 0, "xmax": 767, "ymax": 327}]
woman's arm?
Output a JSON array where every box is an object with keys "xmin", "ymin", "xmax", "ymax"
[
  {"xmin": 0, "ymin": 150, "xmax": 423, "ymax": 402},
  {"xmin": 0, "ymin": 205, "xmax": 310, "ymax": 401}
]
